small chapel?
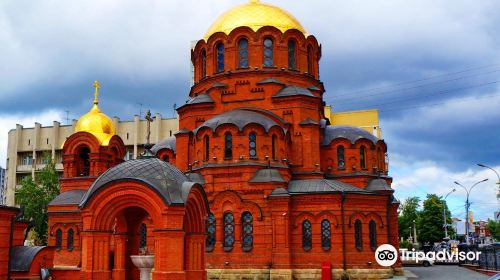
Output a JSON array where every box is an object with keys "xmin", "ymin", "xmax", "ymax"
[{"xmin": 0, "ymin": 1, "xmax": 402, "ymax": 279}]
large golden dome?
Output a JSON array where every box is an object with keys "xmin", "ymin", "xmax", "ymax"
[
  {"xmin": 75, "ymin": 81, "xmax": 116, "ymax": 146},
  {"xmin": 204, "ymin": 0, "xmax": 307, "ymax": 40}
]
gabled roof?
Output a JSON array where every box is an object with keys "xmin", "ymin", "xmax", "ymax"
[
  {"xmin": 366, "ymin": 179, "xmax": 393, "ymax": 192},
  {"xmin": 249, "ymin": 169, "xmax": 285, "ymax": 183},
  {"xmin": 49, "ymin": 189, "xmax": 86, "ymax": 206},
  {"xmin": 322, "ymin": 125, "xmax": 379, "ymax": 146},
  {"xmin": 186, "ymin": 93, "xmax": 214, "ymax": 105},
  {"xmin": 151, "ymin": 136, "xmax": 176, "ymax": 154},
  {"xmin": 256, "ymin": 77, "xmax": 285, "ymax": 86},
  {"xmin": 273, "ymin": 86, "xmax": 315, "ymax": 98},
  {"xmin": 287, "ymin": 179, "xmax": 370, "ymax": 194}
]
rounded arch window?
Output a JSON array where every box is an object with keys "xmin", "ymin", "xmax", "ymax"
[
  {"xmin": 369, "ymin": 220, "xmax": 377, "ymax": 250},
  {"xmin": 360, "ymin": 146, "xmax": 366, "ymax": 169},
  {"xmin": 139, "ymin": 223, "xmax": 147, "ymax": 250},
  {"xmin": 223, "ymin": 212, "xmax": 235, "ymax": 251},
  {"xmin": 288, "ymin": 40, "xmax": 297, "ymax": 70},
  {"xmin": 67, "ymin": 228, "xmax": 74, "ymax": 251},
  {"xmin": 216, "ymin": 43, "xmax": 225, "ymax": 72},
  {"xmin": 204, "ymin": 135, "xmax": 210, "ymax": 162},
  {"xmin": 354, "ymin": 219, "xmax": 363, "ymax": 250},
  {"xmin": 201, "ymin": 49, "xmax": 207, "ymax": 78},
  {"xmin": 271, "ymin": 135, "xmax": 278, "ymax": 160},
  {"xmin": 78, "ymin": 146, "xmax": 90, "ymax": 176},
  {"xmin": 206, "ymin": 213, "xmax": 216, "ymax": 252},
  {"xmin": 238, "ymin": 38, "xmax": 249, "ymax": 68},
  {"xmin": 55, "ymin": 229, "xmax": 62, "ymax": 250},
  {"xmin": 242, "ymin": 212, "xmax": 253, "ymax": 251},
  {"xmin": 224, "ymin": 132, "xmax": 233, "ymax": 159},
  {"xmin": 307, "ymin": 45, "xmax": 313, "ymax": 74},
  {"xmin": 321, "ymin": 219, "xmax": 331, "ymax": 251},
  {"xmin": 337, "ymin": 145, "xmax": 345, "ymax": 169},
  {"xmin": 249, "ymin": 132, "xmax": 257, "ymax": 158},
  {"xmin": 263, "ymin": 38, "xmax": 274, "ymax": 67},
  {"xmin": 302, "ymin": 219, "xmax": 312, "ymax": 251}
]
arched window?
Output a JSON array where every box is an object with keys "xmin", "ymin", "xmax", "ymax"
[
  {"xmin": 216, "ymin": 43, "xmax": 224, "ymax": 72},
  {"xmin": 377, "ymin": 148, "xmax": 384, "ymax": 171},
  {"xmin": 223, "ymin": 212, "xmax": 235, "ymax": 251},
  {"xmin": 201, "ymin": 49, "xmax": 207, "ymax": 78},
  {"xmin": 242, "ymin": 212, "xmax": 253, "ymax": 252},
  {"xmin": 271, "ymin": 135, "xmax": 277, "ymax": 160},
  {"xmin": 355, "ymin": 219, "xmax": 363, "ymax": 250},
  {"xmin": 204, "ymin": 135, "xmax": 210, "ymax": 161},
  {"xmin": 307, "ymin": 45, "xmax": 313, "ymax": 74},
  {"xmin": 360, "ymin": 146, "xmax": 366, "ymax": 169},
  {"xmin": 238, "ymin": 38, "xmax": 249, "ymax": 68},
  {"xmin": 369, "ymin": 220, "xmax": 377, "ymax": 250},
  {"xmin": 263, "ymin": 38, "xmax": 274, "ymax": 67},
  {"xmin": 224, "ymin": 132, "xmax": 233, "ymax": 159},
  {"xmin": 249, "ymin": 132, "xmax": 257, "ymax": 158},
  {"xmin": 206, "ymin": 213, "xmax": 216, "ymax": 252},
  {"xmin": 67, "ymin": 229, "xmax": 74, "ymax": 251},
  {"xmin": 321, "ymin": 219, "xmax": 331, "ymax": 251},
  {"xmin": 55, "ymin": 229, "xmax": 62, "ymax": 250},
  {"xmin": 162, "ymin": 155, "xmax": 169, "ymax": 162},
  {"xmin": 288, "ymin": 40, "xmax": 296, "ymax": 69},
  {"xmin": 302, "ymin": 220, "xmax": 312, "ymax": 251},
  {"xmin": 337, "ymin": 145, "xmax": 345, "ymax": 169},
  {"xmin": 139, "ymin": 223, "xmax": 147, "ymax": 249},
  {"xmin": 78, "ymin": 146, "xmax": 90, "ymax": 176}
]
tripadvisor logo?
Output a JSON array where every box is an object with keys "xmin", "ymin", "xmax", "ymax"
[{"xmin": 375, "ymin": 244, "xmax": 398, "ymax": 267}]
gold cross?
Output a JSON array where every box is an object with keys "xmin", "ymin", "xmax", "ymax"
[
  {"xmin": 145, "ymin": 110, "xmax": 154, "ymax": 145},
  {"xmin": 93, "ymin": 80, "xmax": 100, "ymax": 105}
]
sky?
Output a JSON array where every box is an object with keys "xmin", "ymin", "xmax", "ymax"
[{"xmin": 1, "ymin": 0, "xmax": 499, "ymax": 221}]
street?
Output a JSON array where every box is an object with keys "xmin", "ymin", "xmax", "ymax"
[{"xmin": 403, "ymin": 265, "xmax": 489, "ymax": 279}]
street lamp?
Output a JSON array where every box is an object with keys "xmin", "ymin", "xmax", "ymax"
[
  {"xmin": 443, "ymin": 189, "xmax": 456, "ymax": 239},
  {"xmin": 477, "ymin": 163, "xmax": 500, "ymax": 198},
  {"xmin": 454, "ymin": 179, "xmax": 488, "ymax": 245}
]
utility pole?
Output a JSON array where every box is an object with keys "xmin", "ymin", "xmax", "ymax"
[
  {"xmin": 413, "ymin": 220, "xmax": 417, "ymax": 244},
  {"xmin": 477, "ymin": 163, "xmax": 500, "ymax": 199},
  {"xmin": 443, "ymin": 189, "xmax": 456, "ymax": 239},
  {"xmin": 455, "ymin": 179, "xmax": 488, "ymax": 245}
]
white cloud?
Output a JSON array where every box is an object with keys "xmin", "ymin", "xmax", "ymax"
[{"xmin": 0, "ymin": 110, "xmax": 64, "ymax": 167}]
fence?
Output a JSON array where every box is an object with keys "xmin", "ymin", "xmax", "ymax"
[{"xmin": 458, "ymin": 244, "xmax": 500, "ymax": 272}]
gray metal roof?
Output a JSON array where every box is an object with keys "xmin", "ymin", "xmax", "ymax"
[
  {"xmin": 80, "ymin": 158, "xmax": 197, "ymax": 207},
  {"xmin": 273, "ymin": 86, "xmax": 315, "ymax": 98},
  {"xmin": 366, "ymin": 179, "xmax": 393, "ymax": 192},
  {"xmin": 288, "ymin": 179, "xmax": 369, "ymax": 194},
  {"xmin": 185, "ymin": 172, "xmax": 205, "ymax": 185},
  {"xmin": 322, "ymin": 125, "xmax": 379, "ymax": 146},
  {"xmin": 249, "ymin": 169, "xmax": 285, "ymax": 183},
  {"xmin": 299, "ymin": 118, "xmax": 319, "ymax": 126},
  {"xmin": 308, "ymin": 85, "xmax": 321, "ymax": 91},
  {"xmin": 151, "ymin": 136, "xmax": 176, "ymax": 154},
  {"xmin": 194, "ymin": 109, "xmax": 285, "ymax": 135},
  {"xmin": 256, "ymin": 77, "xmax": 285, "ymax": 86},
  {"xmin": 210, "ymin": 82, "xmax": 228, "ymax": 89},
  {"xmin": 186, "ymin": 93, "xmax": 214, "ymax": 105},
  {"xmin": 270, "ymin": 187, "xmax": 290, "ymax": 196},
  {"xmin": 49, "ymin": 189, "xmax": 86, "ymax": 206},
  {"xmin": 10, "ymin": 246, "xmax": 47, "ymax": 272}
]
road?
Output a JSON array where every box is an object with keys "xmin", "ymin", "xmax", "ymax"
[{"xmin": 404, "ymin": 265, "xmax": 489, "ymax": 280}]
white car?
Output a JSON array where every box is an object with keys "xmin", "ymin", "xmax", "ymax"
[{"xmin": 399, "ymin": 249, "xmax": 434, "ymax": 267}]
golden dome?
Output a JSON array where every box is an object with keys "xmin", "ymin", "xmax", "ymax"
[
  {"xmin": 204, "ymin": 0, "xmax": 307, "ymax": 40},
  {"xmin": 75, "ymin": 81, "xmax": 116, "ymax": 146}
]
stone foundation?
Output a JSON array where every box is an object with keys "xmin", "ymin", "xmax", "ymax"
[{"xmin": 207, "ymin": 268, "xmax": 396, "ymax": 280}]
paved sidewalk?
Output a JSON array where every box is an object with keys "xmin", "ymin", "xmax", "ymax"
[{"xmin": 403, "ymin": 265, "xmax": 489, "ymax": 280}]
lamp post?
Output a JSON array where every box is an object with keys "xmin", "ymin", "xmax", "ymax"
[
  {"xmin": 454, "ymin": 179, "xmax": 488, "ymax": 245},
  {"xmin": 443, "ymin": 189, "xmax": 456, "ymax": 239},
  {"xmin": 477, "ymin": 163, "xmax": 500, "ymax": 198}
]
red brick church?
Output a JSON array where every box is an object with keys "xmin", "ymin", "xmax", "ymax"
[{"xmin": 0, "ymin": 1, "xmax": 401, "ymax": 279}]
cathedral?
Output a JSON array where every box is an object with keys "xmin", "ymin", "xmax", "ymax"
[{"xmin": 0, "ymin": 1, "xmax": 401, "ymax": 279}]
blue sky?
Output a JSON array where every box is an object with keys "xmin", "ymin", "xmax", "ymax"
[{"xmin": 0, "ymin": 0, "xmax": 499, "ymax": 220}]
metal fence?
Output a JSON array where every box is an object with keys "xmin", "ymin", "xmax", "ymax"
[{"xmin": 458, "ymin": 244, "xmax": 500, "ymax": 271}]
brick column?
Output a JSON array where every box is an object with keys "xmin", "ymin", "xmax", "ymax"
[
  {"xmin": 153, "ymin": 229, "xmax": 186, "ymax": 280},
  {"xmin": 185, "ymin": 233, "xmax": 206, "ymax": 280},
  {"xmin": 81, "ymin": 230, "xmax": 112, "ymax": 280},
  {"xmin": 112, "ymin": 233, "xmax": 127, "ymax": 280}
]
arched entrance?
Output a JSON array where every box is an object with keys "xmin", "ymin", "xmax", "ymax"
[{"xmin": 79, "ymin": 172, "xmax": 209, "ymax": 280}]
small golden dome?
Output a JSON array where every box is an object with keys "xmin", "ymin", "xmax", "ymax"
[
  {"xmin": 204, "ymin": 0, "xmax": 307, "ymax": 40},
  {"xmin": 75, "ymin": 81, "xmax": 116, "ymax": 146}
]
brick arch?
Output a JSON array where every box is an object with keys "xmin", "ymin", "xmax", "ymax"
[
  {"xmin": 63, "ymin": 131, "xmax": 101, "ymax": 154},
  {"xmin": 212, "ymin": 190, "xmax": 263, "ymax": 221},
  {"xmin": 316, "ymin": 210, "xmax": 340, "ymax": 228},
  {"xmin": 348, "ymin": 211, "xmax": 367, "ymax": 227},
  {"xmin": 293, "ymin": 211, "xmax": 315, "ymax": 227},
  {"xmin": 366, "ymin": 212, "xmax": 385, "ymax": 229}
]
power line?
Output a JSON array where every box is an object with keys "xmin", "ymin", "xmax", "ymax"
[{"xmin": 331, "ymin": 62, "xmax": 500, "ymax": 98}]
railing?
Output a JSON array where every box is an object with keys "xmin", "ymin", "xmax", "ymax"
[{"xmin": 458, "ymin": 244, "xmax": 500, "ymax": 271}]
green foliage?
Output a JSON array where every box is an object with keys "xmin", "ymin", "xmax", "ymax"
[
  {"xmin": 16, "ymin": 154, "xmax": 60, "ymax": 245},
  {"xmin": 487, "ymin": 220, "xmax": 500, "ymax": 240},
  {"xmin": 398, "ymin": 196, "xmax": 420, "ymax": 240},
  {"xmin": 399, "ymin": 240, "xmax": 416, "ymax": 250},
  {"xmin": 417, "ymin": 194, "xmax": 454, "ymax": 244}
]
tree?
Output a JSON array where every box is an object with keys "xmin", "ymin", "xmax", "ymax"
[
  {"xmin": 16, "ymin": 154, "xmax": 60, "ymax": 245},
  {"xmin": 398, "ymin": 196, "xmax": 420, "ymax": 240},
  {"xmin": 417, "ymin": 194, "xmax": 453, "ymax": 244},
  {"xmin": 487, "ymin": 220, "xmax": 500, "ymax": 240}
]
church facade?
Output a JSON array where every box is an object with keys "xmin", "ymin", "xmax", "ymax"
[{"xmin": 0, "ymin": 1, "xmax": 401, "ymax": 279}]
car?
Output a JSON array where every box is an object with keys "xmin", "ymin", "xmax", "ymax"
[
  {"xmin": 487, "ymin": 273, "xmax": 500, "ymax": 280},
  {"xmin": 399, "ymin": 250, "xmax": 434, "ymax": 267}
]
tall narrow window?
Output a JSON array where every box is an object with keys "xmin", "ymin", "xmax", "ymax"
[
  {"xmin": 224, "ymin": 132, "xmax": 233, "ymax": 159},
  {"xmin": 360, "ymin": 146, "xmax": 366, "ymax": 169},
  {"xmin": 302, "ymin": 220, "xmax": 312, "ymax": 251},
  {"xmin": 355, "ymin": 220, "xmax": 363, "ymax": 250},
  {"xmin": 206, "ymin": 213, "xmax": 216, "ymax": 252},
  {"xmin": 223, "ymin": 212, "xmax": 235, "ymax": 251},
  {"xmin": 201, "ymin": 50, "xmax": 207, "ymax": 78},
  {"xmin": 321, "ymin": 219, "xmax": 331, "ymax": 251},
  {"xmin": 288, "ymin": 40, "xmax": 296, "ymax": 69},
  {"xmin": 139, "ymin": 223, "xmax": 147, "ymax": 249},
  {"xmin": 263, "ymin": 38, "xmax": 274, "ymax": 67},
  {"xmin": 307, "ymin": 45, "xmax": 313, "ymax": 74},
  {"xmin": 216, "ymin": 43, "xmax": 224, "ymax": 72},
  {"xmin": 337, "ymin": 145, "xmax": 345, "ymax": 169},
  {"xmin": 238, "ymin": 38, "xmax": 249, "ymax": 68},
  {"xmin": 249, "ymin": 132, "xmax": 257, "ymax": 158},
  {"xmin": 79, "ymin": 147, "xmax": 90, "ymax": 176},
  {"xmin": 55, "ymin": 229, "xmax": 62, "ymax": 250},
  {"xmin": 67, "ymin": 229, "xmax": 74, "ymax": 251},
  {"xmin": 204, "ymin": 135, "xmax": 210, "ymax": 161},
  {"xmin": 369, "ymin": 220, "xmax": 377, "ymax": 250},
  {"xmin": 242, "ymin": 212, "xmax": 253, "ymax": 252},
  {"xmin": 272, "ymin": 135, "xmax": 277, "ymax": 160}
]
